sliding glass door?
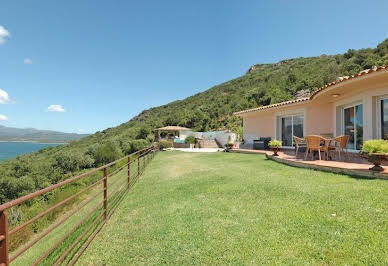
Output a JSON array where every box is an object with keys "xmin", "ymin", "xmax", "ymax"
[
  {"xmin": 343, "ymin": 104, "xmax": 363, "ymax": 150},
  {"xmin": 380, "ymin": 99, "xmax": 388, "ymax": 140},
  {"xmin": 281, "ymin": 115, "xmax": 304, "ymax": 147}
]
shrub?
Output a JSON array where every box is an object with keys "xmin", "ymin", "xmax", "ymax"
[
  {"xmin": 159, "ymin": 140, "xmax": 173, "ymax": 150},
  {"xmin": 268, "ymin": 140, "xmax": 282, "ymax": 148},
  {"xmin": 136, "ymin": 127, "xmax": 152, "ymax": 140},
  {"xmin": 185, "ymin": 136, "xmax": 196, "ymax": 144},
  {"xmin": 120, "ymin": 139, "xmax": 150, "ymax": 155},
  {"xmin": 93, "ymin": 142, "xmax": 123, "ymax": 166},
  {"xmin": 361, "ymin": 139, "xmax": 388, "ymax": 155},
  {"xmin": 120, "ymin": 141, "xmax": 133, "ymax": 155},
  {"xmin": 131, "ymin": 139, "xmax": 149, "ymax": 153},
  {"xmin": 226, "ymin": 140, "xmax": 234, "ymax": 148},
  {"xmin": 53, "ymin": 152, "xmax": 95, "ymax": 173}
]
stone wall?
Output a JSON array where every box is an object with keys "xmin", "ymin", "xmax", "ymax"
[{"xmin": 197, "ymin": 139, "xmax": 220, "ymax": 148}]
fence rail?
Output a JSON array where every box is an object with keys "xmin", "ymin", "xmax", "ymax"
[{"xmin": 0, "ymin": 146, "xmax": 158, "ymax": 265}]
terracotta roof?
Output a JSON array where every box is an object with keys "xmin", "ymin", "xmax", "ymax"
[
  {"xmin": 233, "ymin": 97, "xmax": 309, "ymax": 115},
  {"xmin": 154, "ymin": 126, "xmax": 191, "ymax": 131},
  {"xmin": 234, "ymin": 65, "xmax": 388, "ymax": 116},
  {"xmin": 310, "ymin": 65, "xmax": 388, "ymax": 99}
]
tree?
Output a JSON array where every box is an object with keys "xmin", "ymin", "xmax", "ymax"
[
  {"xmin": 93, "ymin": 142, "xmax": 123, "ymax": 166},
  {"xmin": 136, "ymin": 126, "xmax": 152, "ymax": 140}
]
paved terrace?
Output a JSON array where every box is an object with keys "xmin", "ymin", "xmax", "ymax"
[{"xmin": 231, "ymin": 149, "xmax": 388, "ymax": 179}]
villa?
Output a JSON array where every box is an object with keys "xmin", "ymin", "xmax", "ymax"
[{"xmin": 234, "ymin": 66, "xmax": 388, "ymax": 152}]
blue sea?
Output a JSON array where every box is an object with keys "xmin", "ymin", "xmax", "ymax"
[{"xmin": 0, "ymin": 142, "xmax": 61, "ymax": 161}]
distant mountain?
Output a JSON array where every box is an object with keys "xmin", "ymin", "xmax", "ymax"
[{"xmin": 0, "ymin": 125, "xmax": 89, "ymax": 143}]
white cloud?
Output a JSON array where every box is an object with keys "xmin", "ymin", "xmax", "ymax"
[
  {"xmin": 0, "ymin": 114, "xmax": 8, "ymax": 121},
  {"xmin": 0, "ymin": 89, "xmax": 11, "ymax": 104},
  {"xmin": 24, "ymin": 58, "xmax": 32, "ymax": 64},
  {"xmin": 0, "ymin": 26, "xmax": 10, "ymax": 44},
  {"xmin": 47, "ymin": 104, "xmax": 66, "ymax": 112},
  {"xmin": 78, "ymin": 129, "xmax": 86, "ymax": 132}
]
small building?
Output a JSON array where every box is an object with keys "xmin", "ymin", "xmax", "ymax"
[
  {"xmin": 154, "ymin": 126, "xmax": 237, "ymax": 148},
  {"xmin": 234, "ymin": 66, "xmax": 388, "ymax": 151},
  {"xmin": 154, "ymin": 126, "xmax": 191, "ymax": 141}
]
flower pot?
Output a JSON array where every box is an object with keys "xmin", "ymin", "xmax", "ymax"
[
  {"xmin": 365, "ymin": 153, "xmax": 386, "ymax": 172},
  {"xmin": 272, "ymin": 147, "xmax": 280, "ymax": 156}
]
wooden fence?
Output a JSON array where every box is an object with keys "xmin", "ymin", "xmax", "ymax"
[{"xmin": 0, "ymin": 146, "xmax": 157, "ymax": 265}]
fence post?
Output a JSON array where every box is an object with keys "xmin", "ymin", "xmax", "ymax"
[
  {"xmin": 103, "ymin": 168, "xmax": 108, "ymax": 220},
  {"xmin": 128, "ymin": 156, "xmax": 131, "ymax": 190},
  {"xmin": 137, "ymin": 153, "xmax": 140, "ymax": 178},
  {"xmin": 143, "ymin": 151, "xmax": 146, "ymax": 170},
  {"xmin": 0, "ymin": 211, "xmax": 9, "ymax": 266}
]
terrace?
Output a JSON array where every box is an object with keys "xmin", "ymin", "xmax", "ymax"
[{"xmin": 231, "ymin": 148, "xmax": 388, "ymax": 179}]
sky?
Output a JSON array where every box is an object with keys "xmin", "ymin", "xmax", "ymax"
[{"xmin": 0, "ymin": 1, "xmax": 388, "ymax": 134}]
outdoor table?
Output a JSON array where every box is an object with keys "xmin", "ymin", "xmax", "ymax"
[{"xmin": 305, "ymin": 136, "xmax": 333, "ymax": 160}]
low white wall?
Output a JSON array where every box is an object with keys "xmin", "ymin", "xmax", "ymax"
[
  {"xmin": 215, "ymin": 133, "xmax": 237, "ymax": 147},
  {"xmin": 243, "ymin": 133, "xmax": 259, "ymax": 144}
]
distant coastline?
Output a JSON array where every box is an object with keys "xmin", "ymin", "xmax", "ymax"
[{"xmin": 0, "ymin": 140, "xmax": 68, "ymax": 144}]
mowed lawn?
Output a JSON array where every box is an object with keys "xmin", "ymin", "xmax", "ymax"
[{"xmin": 77, "ymin": 151, "xmax": 388, "ymax": 265}]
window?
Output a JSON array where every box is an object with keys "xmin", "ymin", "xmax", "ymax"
[
  {"xmin": 281, "ymin": 115, "xmax": 304, "ymax": 147},
  {"xmin": 380, "ymin": 98, "xmax": 388, "ymax": 140},
  {"xmin": 343, "ymin": 104, "xmax": 363, "ymax": 150}
]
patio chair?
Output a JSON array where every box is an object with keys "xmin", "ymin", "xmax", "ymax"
[
  {"xmin": 327, "ymin": 135, "xmax": 350, "ymax": 161},
  {"xmin": 304, "ymin": 135, "xmax": 326, "ymax": 160},
  {"xmin": 293, "ymin": 136, "xmax": 306, "ymax": 157}
]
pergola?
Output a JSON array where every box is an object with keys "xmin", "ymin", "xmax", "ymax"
[{"xmin": 154, "ymin": 126, "xmax": 191, "ymax": 140}]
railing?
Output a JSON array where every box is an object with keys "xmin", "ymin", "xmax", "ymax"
[{"xmin": 0, "ymin": 146, "xmax": 158, "ymax": 265}]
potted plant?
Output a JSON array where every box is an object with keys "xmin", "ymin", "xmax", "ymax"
[
  {"xmin": 361, "ymin": 139, "xmax": 388, "ymax": 171},
  {"xmin": 224, "ymin": 140, "xmax": 234, "ymax": 152},
  {"xmin": 268, "ymin": 140, "xmax": 282, "ymax": 156},
  {"xmin": 185, "ymin": 136, "xmax": 196, "ymax": 149}
]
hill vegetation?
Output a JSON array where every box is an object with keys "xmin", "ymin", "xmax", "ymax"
[
  {"xmin": 1, "ymin": 38, "xmax": 388, "ymax": 205},
  {"xmin": 0, "ymin": 125, "xmax": 88, "ymax": 143}
]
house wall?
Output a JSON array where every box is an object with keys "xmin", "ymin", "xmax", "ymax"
[
  {"xmin": 240, "ymin": 70, "xmax": 388, "ymax": 149},
  {"xmin": 242, "ymin": 103, "xmax": 334, "ymax": 143},
  {"xmin": 305, "ymin": 103, "xmax": 333, "ymax": 135},
  {"xmin": 243, "ymin": 113, "xmax": 275, "ymax": 143},
  {"xmin": 331, "ymin": 86, "xmax": 388, "ymax": 141},
  {"xmin": 241, "ymin": 86, "xmax": 388, "ymax": 148}
]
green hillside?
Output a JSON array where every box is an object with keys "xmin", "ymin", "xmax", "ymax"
[
  {"xmin": 0, "ymin": 125, "xmax": 88, "ymax": 143},
  {"xmin": 1, "ymin": 38, "xmax": 388, "ymax": 204}
]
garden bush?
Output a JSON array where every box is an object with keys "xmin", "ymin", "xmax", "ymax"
[
  {"xmin": 93, "ymin": 142, "xmax": 123, "ymax": 165},
  {"xmin": 159, "ymin": 140, "xmax": 173, "ymax": 150},
  {"xmin": 268, "ymin": 140, "xmax": 282, "ymax": 148},
  {"xmin": 361, "ymin": 139, "xmax": 388, "ymax": 154},
  {"xmin": 185, "ymin": 136, "xmax": 196, "ymax": 144}
]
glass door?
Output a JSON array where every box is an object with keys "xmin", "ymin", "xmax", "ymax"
[
  {"xmin": 281, "ymin": 117, "xmax": 292, "ymax": 147},
  {"xmin": 281, "ymin": 115, "xmax": 304, "ymax": 147},
  {"xmin": 343, "ymin": 104, "xmax": 363, "ymax": 150},
  {"xmin": 381, "ymin": 99, "xmax": 388, "ymax": 140}
]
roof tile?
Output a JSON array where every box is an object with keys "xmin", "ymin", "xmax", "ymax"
[{"xmin": 234, "ymin": 65, "xmax": 388, "ymax": 116}]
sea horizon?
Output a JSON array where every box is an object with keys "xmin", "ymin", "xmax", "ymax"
[{"xmin": 0, "ymin": 141, "xmax": 62, "ymax": 161}]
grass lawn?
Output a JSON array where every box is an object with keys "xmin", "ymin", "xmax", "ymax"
[
  {"xmin": 11, "ymin": 159, "xmax": 144, "ymax": 266},
  {"xmin": 77, "ymin": 151, "xmax": 388, "ymax": 265}
]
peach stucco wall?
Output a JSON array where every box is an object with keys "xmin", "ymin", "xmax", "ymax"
[
  {"xmin": 243, "ymin": 102, "xmax": 334, "ymax": 142},
  {"xmin": 243, "ymin": 113, "xmax": 275, "ymax": 139},
  {"xmin": 305, "ymin": 103, "xmax": 333, "ymax": 135},
  {"xmin": 241, "ymin": 70, "xmax": 388, "ymax": 145}
]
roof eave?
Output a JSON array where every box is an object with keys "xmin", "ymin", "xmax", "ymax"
[{"xmin": 233, "ymin": 98, "xmax": 309, "ymax": 116}]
